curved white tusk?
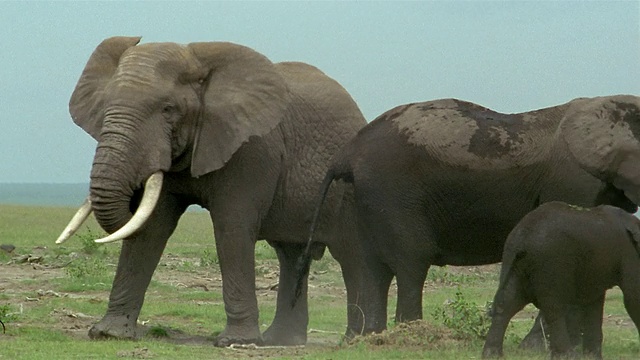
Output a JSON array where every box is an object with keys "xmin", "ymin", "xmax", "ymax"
[
  {"xmin": 55, "ymin": 196, "xmax": 93, "ymax": 244},
  {"xmin": 95, "ymin": 172, "xmax": 164, "ymax": 244}
]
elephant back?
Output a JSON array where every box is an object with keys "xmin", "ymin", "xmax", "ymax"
[{"xmin": 384, "ymin": 99, "xmax": 566, "ymax": 170}]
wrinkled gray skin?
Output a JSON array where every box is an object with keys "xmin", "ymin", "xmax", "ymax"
[
  {"xmin": 482, "ymin": 202, "xmax": 640, "ymax": 359},
  {"xmin": 68, "ymin": 37, "xmax": 365, "ymax": 346},
  {"xmin": 297, "ymin": 96, "xmax": 640, "ymax": 341}
]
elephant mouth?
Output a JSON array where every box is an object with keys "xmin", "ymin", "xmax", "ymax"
[
  {"xmin": 55, "ymin": 172, "xmax": 164, "ymax": 244},
  {"xmin": 611, "ymin": 179, "xmax": 640, "ymax": 213},
  {"xmin": 622, "ymin": 189, "xmax": 639, "ymax": 211}
]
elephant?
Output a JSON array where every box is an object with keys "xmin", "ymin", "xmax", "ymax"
[
  {"xmin": 482, "ymin": 201, "xmax": 640, "ymax": 359},
  {"xmin": 296, "ymin": 96, "xmax": 640, "ymax": 340},
  {"xmin": 55, "ymin": 36, "xmax": 366, "ymax": 346}
]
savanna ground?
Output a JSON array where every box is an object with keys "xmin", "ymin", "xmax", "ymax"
[{"xmin": 0, "ymin": 204, "xmax": 638, "ymax": 359}]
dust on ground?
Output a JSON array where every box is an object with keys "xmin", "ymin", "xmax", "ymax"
[{"xmin": 1, "ymin": 245, "xmax": 633, "ymax": 359}]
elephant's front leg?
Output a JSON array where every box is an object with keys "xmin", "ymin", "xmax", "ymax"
[
  {"xmin": 89, "ymin": 197, "xmax": 185, "ymax": 340},
  {"xmin": 262, "ymin": 242, "xmax": 308, "ymax": 345},
  {"xmin": 212, "ymin": 220, "xmax": 262, "ymax": 347}
]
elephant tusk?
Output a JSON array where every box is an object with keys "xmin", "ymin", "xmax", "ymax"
[
  {"xmin": 55, "ymin": 196, "xmax": 93, "ymax": 244},
  {"xmin": 95, "ymin": 172, "xmax": 164, "ymax": 244}
]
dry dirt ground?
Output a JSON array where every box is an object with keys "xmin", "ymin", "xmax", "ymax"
[
  {"xmin": 1, "ymin": 246, "xmax": 634, "ymax": 359},
  {"xmin": 0, "ymin": 246, "xmax": 350, "ymax": 358}
]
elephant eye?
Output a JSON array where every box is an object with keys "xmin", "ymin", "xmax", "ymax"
[
  {"xmin": 161, "ymin": 104, "xmax": 177, "ymax": 118},
  {"xmin": 197, "ymin": 78, "xmax": 205, "ymax": 85}
]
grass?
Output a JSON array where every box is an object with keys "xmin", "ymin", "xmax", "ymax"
[{"xmin": 0, "ymin": 204, "xmax": 638, "ymax": 359}]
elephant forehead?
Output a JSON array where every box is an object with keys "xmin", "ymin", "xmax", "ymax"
[
  {"xmin": 393, "ymin": 103, "xmax": 542, "ymax": 169},
  {"xmin": 116, "ymin": 43, "xmax": 196, "ymax": 80}
]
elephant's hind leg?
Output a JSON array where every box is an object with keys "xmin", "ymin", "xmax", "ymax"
[
  {"xmin": 581, "ymin": 295, "xmax": 605, "ymax": 359},
  {"xmin": 482, "ymin": 273, "xmax": 528, "ymax": 358},
  {"xmin": 620, "ymin": 277, "xmax": 640, "ymax": 341},
  {"xmin": 262, "ymin": 242, "xmax": 308, "ymax": 346},
  {"xmin": 89, "ymin": 195, "xmax": 186, "ymax": 340}
]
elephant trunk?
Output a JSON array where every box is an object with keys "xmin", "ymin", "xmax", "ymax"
[
  {"xmin": 90, "ymin": 144, "xmax": 137, "ymax": 235},
  {"xmin": 89, "ymin": 112, "xmax": 148, "ymax": 235}
]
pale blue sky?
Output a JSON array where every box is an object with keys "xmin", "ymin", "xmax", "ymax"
[{"xmin": 1, "ymin": 1, "xmax": 639, "ymax": 183}]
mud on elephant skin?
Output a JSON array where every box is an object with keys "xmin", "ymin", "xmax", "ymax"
[
  {"xmin": 297, "ymin": 96, "xmax": 640, "ymax": 340},
  {"xmin": 56, "ymin": 36, "xmax": 366, "ymax": 346},
  {"xmin": 482, "ymin": 202, "xmax": 640, "ymax": 359}
]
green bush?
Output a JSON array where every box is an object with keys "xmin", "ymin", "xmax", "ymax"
[
  {"xmin": 432, "ymin": 288, "xmax": 491, "ymax": 340},
  {"xmin": 199, "ymin": 249, "xmax": 218, "ymax": 267},
  {"xmin": 0, "ymin": 304, "xmax": 18, "ymax": 323},
  {"xmin": 76, "ymin": 228, "xmax": 104, "ymax": 255},
  {"xmin": 65, "ymin": 256, "xmax": 110, "ymax": 279}
]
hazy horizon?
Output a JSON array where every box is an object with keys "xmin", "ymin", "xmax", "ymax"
[{"xmin": 2, "ymin": 1, "xmax": 639, "ymax": 183}]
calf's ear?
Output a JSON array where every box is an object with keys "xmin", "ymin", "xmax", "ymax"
[{"xmin": 624, "ymin": 220, "xmax": 640, "ymax": 255}]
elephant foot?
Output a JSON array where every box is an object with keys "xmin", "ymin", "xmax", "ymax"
[
  {"xmin": 262, "ymin": 324, "xmax": 306, "ymax": 346},
  {"xmin": 214, "ymin": 327, "xmax": 263, "ymax": 347},
  {"xmin": 481, "ymin": 347, "xmax": 503, "ymax": 359},
  {"xmin": 518, "ymin": 333, "xmax": 546, "ymax": 351},
  {"xmin": 89, "ymin": 315, "xmax": 139, "ymax": 340}
]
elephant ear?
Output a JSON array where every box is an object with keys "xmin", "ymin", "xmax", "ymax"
[
  {"xmin": 187, "ymin": 42, "xmax": 290, "ymax": 177},
  {"xmin": 559, "ymin": 96, "xmax": 640, "ymax": 196},
  {"xmin": 624, "ymin": 218, "xmax": 640, "ymax": 256},
  {"xmin": 69, "ymin": 36, "xmax": 142, "ymax": 140}
]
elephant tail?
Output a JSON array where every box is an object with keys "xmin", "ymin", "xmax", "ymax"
[
  {"xmin": 292, "ymin": 167, "xmax": 340, "ymax": 308},
  {"xmin": 488, "ymin": 250, "xmax": 526, "ymax": 318}
]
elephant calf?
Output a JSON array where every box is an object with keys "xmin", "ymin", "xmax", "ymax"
[{"xmin": 482, "ymin": 201, "xmax": 640, "ymax": 359}]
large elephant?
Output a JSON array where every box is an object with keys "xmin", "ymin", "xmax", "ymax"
[
  {"xmin": 297, "ymin": 96, "xmax": 640, "ymax": 339},
  {"xmin": 482, "ymin": 202, "xmax": 640, "ymax": 359},
  {"xmin": 56, "ymin": 36, "xmax": 366, "ymax": 346}
]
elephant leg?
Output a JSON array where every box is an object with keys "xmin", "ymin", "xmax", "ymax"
[
  {"xmin": 345, "ymin": 200, "xmax": 396, "ymax": 337},
  {"xmin": 519, "ymin": 312, "xmax": 548, "ymax": 350},
  {"xmin": 382, "ymin": 208, "xmax": 431, "ymax": 324},
  {"xmin": 89, "ymin": 195, "xmax": 185, "ymax": 340},
  {"xmin": 566, "ymin": 306, "xmax": 583, "ymax": 349},
  {"xmin": 482, "ymin": 273, "xmax": 528, "ymax": 358},
  {"xmin": 352, "ymin": 257, "xmax": 394, "ymax": 337},
  {"xmin": 539, "ymin": 304, "xmax": 574, "ymax": 358},
  {"xmin": 207, "ymin": 137, "xmax": 281, "ymax": 347},
  {"xmin": 521, "ymin": 306, "xmax": 582, "ymax": 350},
  {"xmin": 211, "ymin": 218, "xmax": 261, "ymax": 347},
  {"xmin": 581, "ymin": 296, "xmax": 604, "ymax": 359},
  {"xmin": 395, "ymin": 264, "xmax": 429, "ymax": 323},
  {"xmin": 325, "ymin": 221, "xmax": 372, "ymax": 341},
  {"xmin": 353, "ymin": 185, "xmax": 434, "ymax": 332},
  {"xmin": 262, "ymin": 242, "xmax": 308, "ymax": 346},
  {"xmin": 620, "ymin": 279, "xmax": 640, "ymax": 341}
]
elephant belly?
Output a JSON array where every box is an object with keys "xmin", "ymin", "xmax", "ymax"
[{"xmin": 432, "ymin": 215, "xmax": 523, "ymax": 266}]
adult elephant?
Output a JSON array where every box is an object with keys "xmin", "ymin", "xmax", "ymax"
[
  {"xmin": 297, "ymin": 96, "xmax": 640, "ymax": 341},
  {"xmin": 56, "ymin": 36, "xmax": 366, "ymax": 346}
]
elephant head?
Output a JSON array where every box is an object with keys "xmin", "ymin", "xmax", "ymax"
[
  {"xmin": 622, "ymin": 211, "xmax": 640, "ymax": 255},
  {"xmin": 559, "ymin": 95, "xmax": 640, "ymax": 205},
  {"xmin": 64, "ymin": 36, "xmax": 291, "ymax": 241}
]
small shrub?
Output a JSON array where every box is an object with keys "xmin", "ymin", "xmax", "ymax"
[
  {"xmin": 199, "ymin": 249, "xmax": 218, "ymax": 267},
  {"xmin": 427, "ymin": 267, "xmax": 465, "ymax": 285},
  {"xmin": 147, "ymin": 326, "xmax": 169, "ymax": 338},
  {"xmin": 255, "ymin": 242, "xmax": 275, "ymax": 260},
  {"xmin": 76, "ymin": 228, "xmax": 103, "ymax": 255},
  {"xmin": 0, "ymin": 304, "xmax": 18, "ymax": 323},
  {"xmin": 432, "ymin": 288, "xmax": 491, "ymax": 340},
  {"xmin": 65, "ymin": 256, "xmax": 109, "ymax": 279},
  {"xmin": 0, "ymin": 251, "xmax": 11, "ymax": 262}
]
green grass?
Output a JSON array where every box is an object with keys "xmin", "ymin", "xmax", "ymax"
[{"xmin": 0, "ymin": 204, "xmax": 638, "ymax": 359}]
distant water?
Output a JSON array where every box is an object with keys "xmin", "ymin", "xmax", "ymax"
[
  {"xmin": 0, "ymin": 183, "xmax": 205, "ymax": 212},
  {"xmin": 0, "ymin": 183, "xmax": 89, "ymax": 207}
]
